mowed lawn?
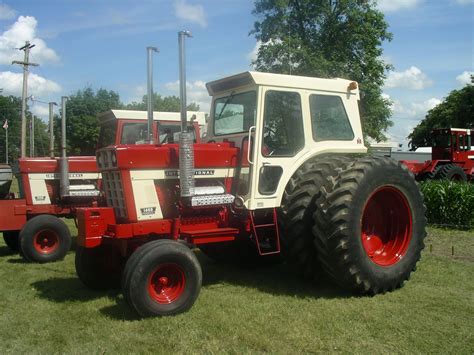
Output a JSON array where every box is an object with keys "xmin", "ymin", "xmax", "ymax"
[{"xmin": 0, "ymin": 224, "xmax": 473, "ymax": 353}]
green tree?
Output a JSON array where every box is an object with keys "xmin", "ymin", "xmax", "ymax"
[
  {"xmin": 251, "ymin": 0, "xmax": 393, "ymax": 141},
  {"xmin": 408, "ymin": 84, "xmax": 474, "ymax": 149},
  {"xmin": 0, "ymin": 95, "xmax": 51, "ymax": 162},
  {"xmin": 56, "ymin": 88, "xmax": 122, "ymax": 155},
  {"xmin": 126, "ymin": 93, "xmax": 200, "ymax": 112},
  {"xmin": 0, "ymin": 95, "xmax": 22, "ymax": 163}
]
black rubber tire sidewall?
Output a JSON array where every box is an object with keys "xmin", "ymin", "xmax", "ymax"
[
  {"xmin": 337, "ymin": 161, "xmax": 425, "ymax": 291},
  {"xmin": 127, "ymin": 240, "xmax": 202, "ymax": 317},
  {"xmin": 122, "ymin": 240, "xmax": 173, "ymax": 306},
  {"xmin": 19, "ymin": 215, "xmax": 71, "ymax": 263},
  {"xmin": 438, "ymin": 164, "xmax": 467, "ymax": 182}
]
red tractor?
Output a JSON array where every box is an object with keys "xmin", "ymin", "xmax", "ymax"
[
  {"xmin": 403, "ymin": 128, "xmax": 474, "ymax": 182},
  {"xmin": 0, "ymin": 106, "xmax": 204, "ymax": 263},
  {"xmin": 74, "ymin": 32, "xmax": 427, "ymax": 317}
]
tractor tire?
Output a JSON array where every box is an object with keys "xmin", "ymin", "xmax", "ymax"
[
  {"xmin": 121, "ymin": 240, "xmax": 170, "ymax": 306},
  {"xmin": 279, "ymin": 155, "xmax": 353, "ymax": 279},
  {"xmin": 418, "ymin": 165, "xmax": 441, "ymax": 181},
  {"xmin": 314, "ymin": 156, "xmax": 426, "ymax": 294},
  {"xmin": 76, "ymin": 245, "xmax": 123, "ymax": 290},
  {"xmin": 19, "ymin": 215, "xmax": 72, "ymax": 263},
  {"xmin": 436, "ymin": 164, "xmax": 467, "ymax": 182},
  {"xmin": 3, "ymin": 231, "xmax": 20, "ymax": 251},
  {"xmin": 124, "ymin": 239, "xmax": 202, "ymax": 317}
]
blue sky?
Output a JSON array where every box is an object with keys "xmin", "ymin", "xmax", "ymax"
[{"xmin": 0, "ymin": 0, "xmax": 472, "ymax": 148}]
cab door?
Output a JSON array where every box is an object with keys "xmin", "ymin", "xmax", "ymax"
[{"xmin": 247, "ymin": 88, "xmax": 306, "ymax": 210}]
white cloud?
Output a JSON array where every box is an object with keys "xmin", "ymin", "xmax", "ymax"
[
  {"xmin": 0, "ymin": 3, "xmax": 16, "ymax": 20},
  {"xmin": 0, "ymin": 71, "xmax": 61, "ymax": 97},
  {"xmin": 392, "ymin": 97, "xmax": 441, "ymax": 118},
  {"xmin": 164, "ymin": 80, "xmax": 210, "ymax": 112},
  {"xmin": 0, "ymin": 16, "xmax": 59, "ymax": 65},
  {"xmin": 385, "ymin": 66, "xmax": 433, "ymax": 90},
  {"xmin": 377, "ymin": 0, "xmax": 421, "ymax": 12},
  {"xmin": 455, "ymin": 0, "xmax": 474, "ymax": 4},
  {"xmin": 456, "ymin": 71, "xmax": 473, "ymax": 85},
  {"xmin": 247, "ymin": 41, "xmax": 261, "ymax": 64},
  {"xmin": 30, "ymin": 103, "xmax": 51, "ymax": 119},
  {"xmin": 174, "ymin": 0, "xmax": 207, "ymax": 28}
]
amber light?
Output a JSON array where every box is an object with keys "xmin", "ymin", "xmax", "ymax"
[{"xmin": 348, "ymin": 81, "xmax": 358, "ymax": 91}]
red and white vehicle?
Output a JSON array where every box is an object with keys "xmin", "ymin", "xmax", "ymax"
[
  {"xmin": 75, "ymin": 62, "xmax": 427, "ymax": 317},
  {"xmin": 0, "ymin": 109, "xmax": 205, "ymax": 263},
  {"xmin": 403, "ymin": 128, "xmax": 474, "ymax": 182}
]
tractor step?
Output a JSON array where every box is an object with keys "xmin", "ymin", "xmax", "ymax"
[
  {"xmin": 180, "ymin": 227, "xmax": 239, "ymax": 245},
  {"xmin": 250, "ymin": 209, "xmax": 281, "ymax": 256}
]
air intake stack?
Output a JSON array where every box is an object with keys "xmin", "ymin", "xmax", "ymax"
[{"xmin": 178, "ymin": 30, "xmax": 195, "ymax": 202}]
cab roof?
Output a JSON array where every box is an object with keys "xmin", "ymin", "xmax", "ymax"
[
  {"xmin": 206, "ymin": 71, "xmax": 360, "ymax": 98},
  {"xmin": 97, "ymin": 110, "xmax": 207, "ymax": 125}
]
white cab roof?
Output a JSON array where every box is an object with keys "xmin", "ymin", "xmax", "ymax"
[
  {"xmin": 98, "ymin": 110, "xmax": 207, "ymax": 125},
  {"xmin": 206, "ymin": 71, "xmax": 360, "ymax": 98}
]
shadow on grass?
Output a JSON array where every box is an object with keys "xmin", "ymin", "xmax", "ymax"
[
  {"xmin": 31, "ymin": 277, "xmax": 120, "ymax": 302},
  {"xmin": 0, "ymin": 246, "xmax": 17, "ymax": 257},
  {"xmin": 99, "ymin": 298, "xmax": 141, "ymax": 321},
  {"xmin": 29, "ymin": 251, "xmax": 349, "ymax": 321},
  {"xmin": 197, "ymin": 252, "xmax": 350, "ymax": 300}
]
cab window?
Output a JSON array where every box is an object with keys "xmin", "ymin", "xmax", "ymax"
[
  {"xmin": 310, "ymin": 94, "xmax": 354, "ymax": 142},
  {"xmin": 262, "ymin": 90, "xmax": 304, "ymax": 157},
  {"xmin": 121, "ymin": 123, "xmax": 147, "ymax": 144},
  {"xmin": 213, "ymin": 91, "xmax": 256, "ymax": 136}
]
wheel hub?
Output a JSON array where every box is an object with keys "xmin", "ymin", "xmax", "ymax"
[
  {"xmin": 148, "ymin": 263, "xmax": 185, "ymax": 304},
  {"xmin": 33, "ymin": 230, "xmax": 60, "ymax": 254},
  {"xmin": 361, "ymin": 186, "xmax": 412, "ymax": 266}
]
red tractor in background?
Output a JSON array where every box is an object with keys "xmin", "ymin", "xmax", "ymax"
[
  {"xmin": 0, "ymin": 106, "xmax": 204, "ymax": 263},
  {"xmin": 74, "ymin": 32, "xmax": 427, "ymax": 318},
  {"xmin": 403, "ymin": 128, "xmax": 474, "ymax": 182}
]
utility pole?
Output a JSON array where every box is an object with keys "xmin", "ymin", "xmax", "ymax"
[
  {"xmin": 49, "ymin": 102, "xmax": 57, "ymax": 158},
  {"xmin": 12, "ymin": 41, "xmax": 39, "ymax": 158}
]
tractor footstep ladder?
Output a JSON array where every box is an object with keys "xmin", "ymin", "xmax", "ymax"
[{"xmin": 249, "ymin": 209, "xmax": 280, "ymax": 255}]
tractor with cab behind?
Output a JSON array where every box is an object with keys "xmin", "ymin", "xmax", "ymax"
[
  {"xmin": 403, "ymin": 128, "xmax": 474, "ymax": 182},
  {"xmin": 74, "ymin": 32, "xmax": 427, "ymax": 317},
  {"xmin": 0, "ymin": 106, "xmax": 204, "ymax": 263}
]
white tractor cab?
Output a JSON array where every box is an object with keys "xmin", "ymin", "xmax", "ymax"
[
  {"xmin": 204, "ymin": 71, "xmax": 367, "ymax": 210},
  {"xmin": 97, "ymin": 109, "xmax": 207, "ymax": 148}
]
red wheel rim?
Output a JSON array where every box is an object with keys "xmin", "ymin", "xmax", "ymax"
[
  {"xmin": 33, "ymin": 230, "xmax": 60, "ymax": 254},
  {"xmin": 148, "ymin": 263, "xmax": 185, "ymax": 304},
  {"xmin": 361, "ymin": 186, "xmax": 412, "ymax": 266}
]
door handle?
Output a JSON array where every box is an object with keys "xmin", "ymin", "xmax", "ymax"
[{"xmin": 247, "ymin": 126, "xmax": 256, "ymax": 165}]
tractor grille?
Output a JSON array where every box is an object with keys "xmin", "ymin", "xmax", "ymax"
[{"xmin": 102, "ymin": 171, "xmax": 127, "ymax": 219}]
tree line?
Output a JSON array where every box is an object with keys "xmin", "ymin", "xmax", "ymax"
[{"xmin": 0, "ymin": 89, "xmax": 200, "ymax": 160}]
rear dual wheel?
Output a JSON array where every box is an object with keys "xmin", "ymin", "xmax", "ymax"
[
  {"xmin": 122, "ymin": 240, "xmax": 202, "ymax": 317},
  {"xmin": 279, "ymin": 155, "xmax": 352, "ymax": 279},
  {"xmin": 314, "ymin": 157, "xmax": 426, "ymax": 294}
]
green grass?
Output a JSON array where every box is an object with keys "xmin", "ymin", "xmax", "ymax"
[{"xmin": 0, "ymin": 225, "xmax": 473, "ymax": 353}]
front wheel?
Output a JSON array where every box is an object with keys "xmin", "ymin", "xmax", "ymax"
[
  {"xmin": 314, "ymin": 157, "xmax": 427, "ymax": 294},
  {"xmin": 124, "ymin": 240, "xmax": 202, "ymax": 317},
  {"xmin": 19, "ymin": 215, "xmax": 72, "ymax": 263}
]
